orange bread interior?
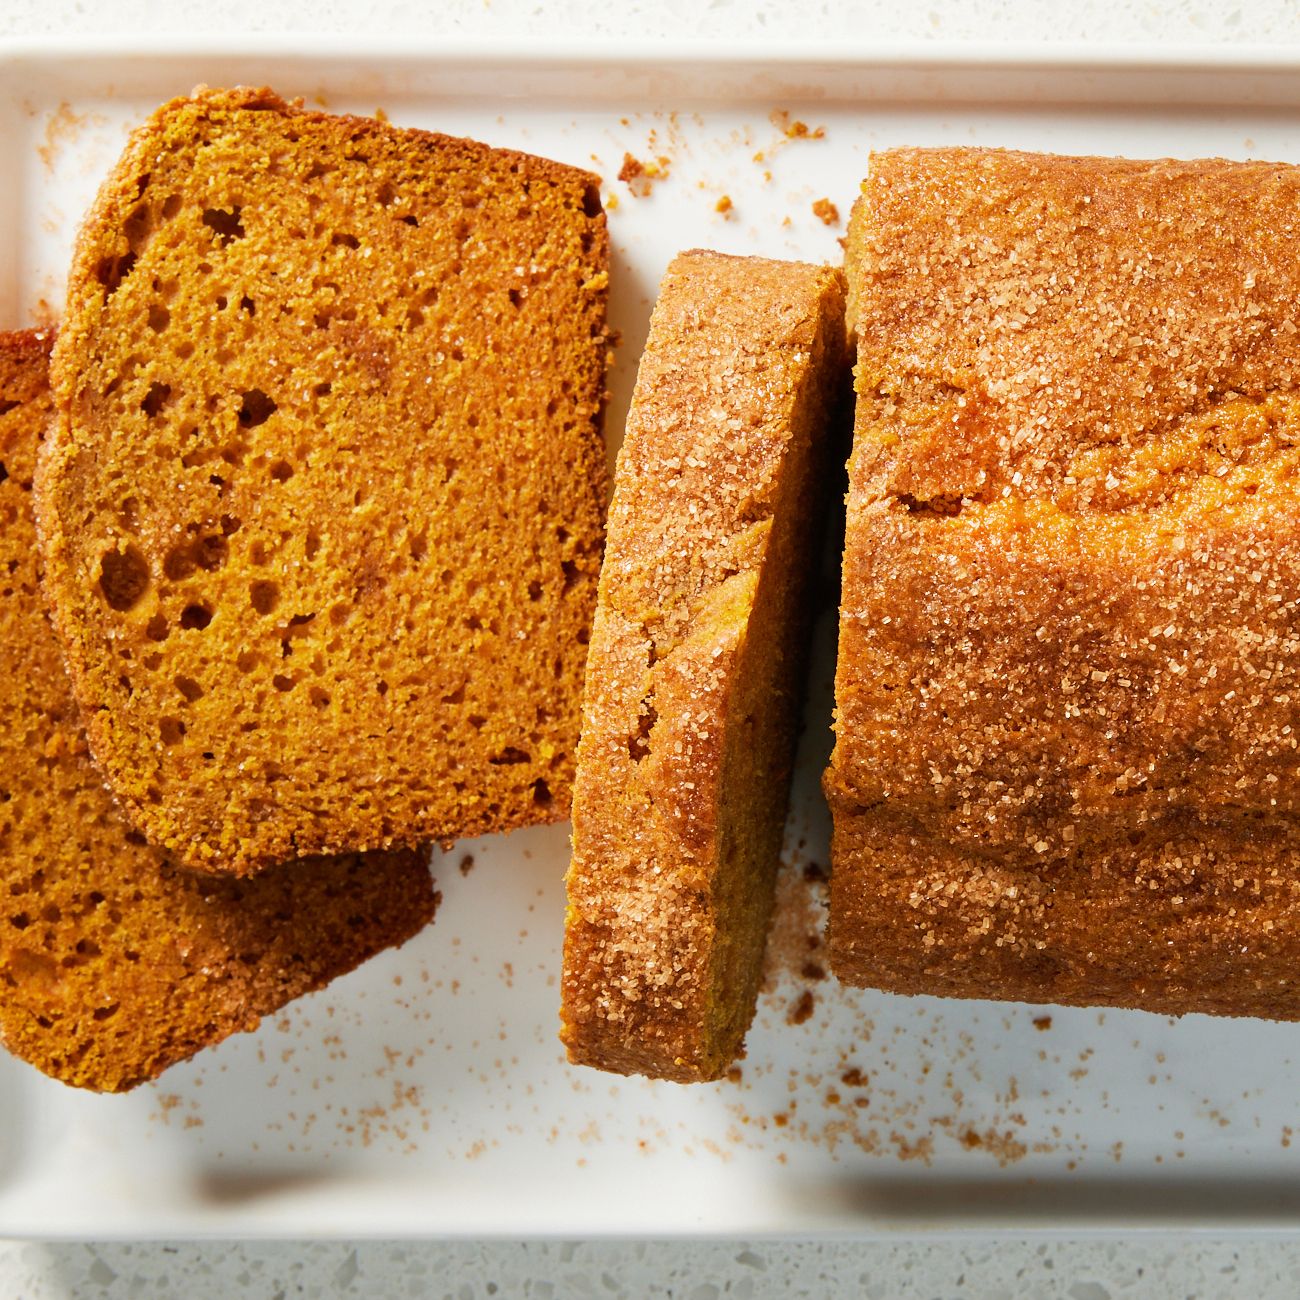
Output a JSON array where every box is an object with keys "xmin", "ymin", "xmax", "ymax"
[
  {"xmin": 37, "ymin": 87, "xmax": 609, "ymax": 876},
  {"xmin": 1, "ymin": 331, "xmax": 437, "ymax": 1091}
]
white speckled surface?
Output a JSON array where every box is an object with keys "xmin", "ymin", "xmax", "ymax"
[
  {"xmin": 5, "ymin": 1237, "xmax": 1300, "ymax": 1297},
  {"xmin": 6, "ymin": 0, "xmax": 1300, "ymax": 1294},
  {"xmin": 0, "ymin": 0, "xmax": 1298, "ymax": 44}
]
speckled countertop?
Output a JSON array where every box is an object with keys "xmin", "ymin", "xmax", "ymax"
[
  {"xmin": 2, "ymin": 0, "xmax": 1298, "ymax": 45},
  {"xmin": 7, "ymin": 1, "xmax": 1300, "ymax": 1296},
  {"xmin": 6, "ymin": 1237, "xmax": 1300, "ymax": 1298}
]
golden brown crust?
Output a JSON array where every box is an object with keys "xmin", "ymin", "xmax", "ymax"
[
  {"xmin": 0, "ymin": 333, "xmax": 437, "ymax": 1092},
  {"xmin": 562, "ymin": 251, "xmax": 848, "ymax": 1081},
  {"xmin": 37, "ymin": 86, "xmax": 609, "ymax": 875},
  {"xmin": 829, "ymin": 147, "xmax": 1300, "ymax": 1014}
]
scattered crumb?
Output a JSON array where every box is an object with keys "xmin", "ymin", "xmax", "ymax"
[
  {"xmin": 459, "ymin": 853, "xmax": 475, "ymax": 877},
  {"xmin": 968, "ymin": 1127, "xmax": 1029, "ymax": 1166},
  {"xmin": 769, "ymin": 109, "xmax": 825, "ymax": 141},
  {"xmin": 762, "ymin": 853, "xmax": 827, "ymax": 991},
  {"xmin": 1033, "ymin": 1015, "xmax": 1053, "ymax": 1032},
  {"xmin": 891, "ymin": 1134, "xmax": 934, "ymax": 1162},
  {"xmin": 787, "ymin": 990, "xmax": 816, "ymax": 1025},
  {"xmin": 38, "ymin": 102, "xmax": 105, "ymax": 171},
  {"xmin": 617, "ymin": 152, "xmax": 670, "ymax": 198},
  {"xmin": 715, "ymin": 194, "xmax": 733, "ymax": 217},
  {"xmin": 811, "ymin": 198, "xmax": 840, "ymax": 226}
]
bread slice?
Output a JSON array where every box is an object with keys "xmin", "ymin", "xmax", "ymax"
[
  {"xmin": 0, "ymin": 331, "xmax": 437, "ymax": 1091},
  {"xmin": 561, "ymin": 251, "xmax": 848, "ymax": 1081},
  {"xmin": 828, "ymin": 147, "xmax": 1300, "ymax": 1016},
  {"xmin": 37, "ymin": 87, "xmax": 609, "ymax": 876}
]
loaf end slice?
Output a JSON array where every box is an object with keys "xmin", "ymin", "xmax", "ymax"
[
  {"xmin": 561, "ymin": 251, "xmax": 848, "ymax": 1081},
  {"xmin": 38, "ymin": 86, "xmax": 609, "ymax": 876},
  {"xmin": 0, "ymin": 332, "xmax": 437, "ymax": 1091}
]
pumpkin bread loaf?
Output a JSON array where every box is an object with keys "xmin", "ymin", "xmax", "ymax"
[
  {"xmin": 562, "ymin": 251, "xmax": 848, "ymax": 1081},
  {"xmin": 37, "ymin": 87, "xmax": 609, "ymax": 876},
  {"xmin": 828, "ymin": 147, "xmax": 1300, "ymax": 1017},
  {"xmin": 0, "ymin": 332, "xmax": 437, "ymax": 1092}
]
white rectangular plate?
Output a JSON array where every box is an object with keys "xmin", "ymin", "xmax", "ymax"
[{"xmin": 5, "ymin": 41, "xmax": 1300, "ymax": 1239}]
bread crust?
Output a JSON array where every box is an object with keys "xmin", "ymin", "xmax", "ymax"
[
  {"xmin": 0, "ymin": 332, "xmax": 437, "ymax": 1091},
  {"xmin": 37, "ymin": 87, "xmax": 609, "ymax": 875},
  {"xmin": 829, "ymin": 147, "xmax": 1300, "ymax": 1015},
  {"xmin": 562, "ymin": 251, "xmax": 847, "ymax": 1081}
]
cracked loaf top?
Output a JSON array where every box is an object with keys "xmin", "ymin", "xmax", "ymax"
[{"xmin": 826, "ymin": 148, "xmax": 1300, "ymax": 1010}]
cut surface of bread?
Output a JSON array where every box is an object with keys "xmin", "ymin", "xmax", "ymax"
[
  {"xmin": 562, "ymin": 250, "xmax": 848, "ymax": 1081},
  {"xmin": 0, "ymin": 331, "xmax": 437, "ymax": 1091},
  {"xmin": 37, "ymin": 86, "xmax": 609, "ymax": 875},
  {"xmin": 829, "ymin": 147, "xmax": 1300, "ymax": 1016}
]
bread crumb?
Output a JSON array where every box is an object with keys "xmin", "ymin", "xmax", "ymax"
[
  {"xmin": 38, "ymin": 102, "xmax": 106, "ymax": 172},
  {"xmin": 811, "ymin": 197, "xmax": 840, "ymax": 226},
  {"xmin": 786, "ymin": 990, "xmax": 816, "ymax": 1025},
  {"xmin": 618, "ymin": 152, "xmax": 670, "ymax": 198},
  {"xmin": 769, "ymin": 109, "xmax": 825, "ymax": 141}
]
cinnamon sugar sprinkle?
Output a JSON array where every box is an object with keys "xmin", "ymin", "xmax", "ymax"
[{"xmin": 829, "ymin": 148, "xmax": 1300, "ymax": 1021}]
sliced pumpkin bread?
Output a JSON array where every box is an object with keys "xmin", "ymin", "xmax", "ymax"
[
  {"xmin": 561, "ymin": 251, "xmax": 848, "ymax": 1081},
  {"xmin": 1, "ymin": 330, "xmax": 437, "ymax": 1091},
  {"xmin": 37, "ymin": 87, "xmax": 609, "ymax": 875}
]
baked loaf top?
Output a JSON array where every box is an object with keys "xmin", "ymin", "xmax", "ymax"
[
  {"xmin": 829, "ymin": 148, "xmax": 1300, "ymax": 1013},
  {"xmin": 38, "ymin": 87, "xmax": 609, "ymax": 875},
  {"xmin": 562, "ymin": 250, "xmax": 847, "ymax": 1080},
  {"xmin": 0, "ymin": 331, "xmax": 437, "ymax": 1092}
]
